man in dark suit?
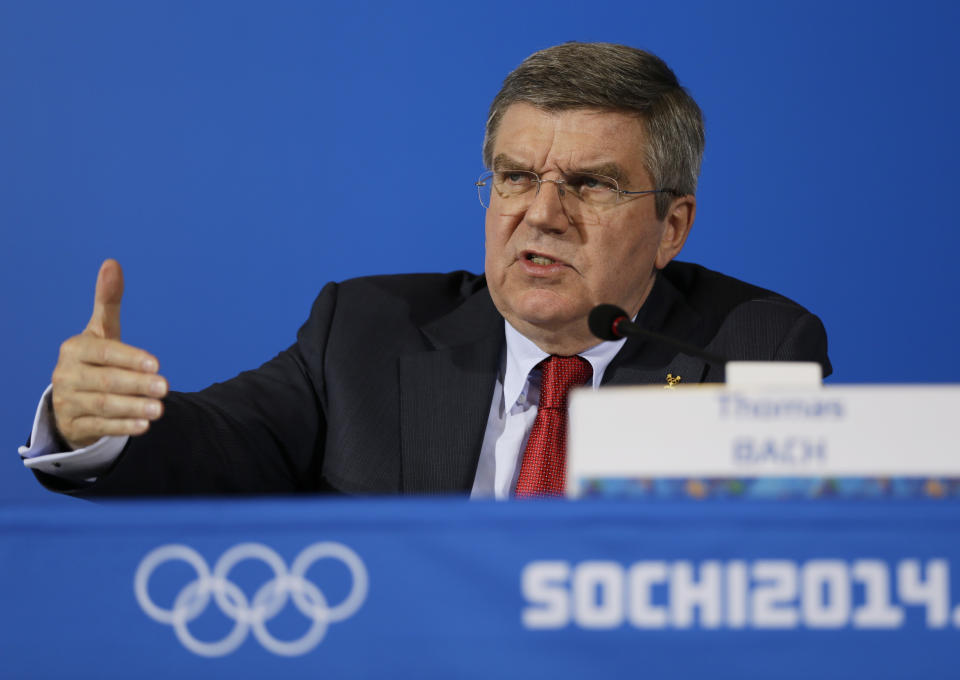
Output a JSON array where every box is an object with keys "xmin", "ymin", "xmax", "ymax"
[{"xmin": 23, "ymin": 43, "xmax": 830, "ymax": 497}]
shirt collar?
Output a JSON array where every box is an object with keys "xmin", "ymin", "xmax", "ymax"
[{"xmin": 502, "ymin": 320, "xmax": 628, "ymax": 408}]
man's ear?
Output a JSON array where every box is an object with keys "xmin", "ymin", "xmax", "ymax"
[{"xmin": 655, "ymin": 195, "xmax": 696, "ymax": 269}]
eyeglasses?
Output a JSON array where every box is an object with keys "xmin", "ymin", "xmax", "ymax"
[{"xmin": 475, "ymin": 170, "xmax": 679, "ymax": 210}]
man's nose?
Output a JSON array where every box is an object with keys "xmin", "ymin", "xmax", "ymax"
[{"xmin": 524, "ymin": 178, "xmax": 575, "ymax": 232}]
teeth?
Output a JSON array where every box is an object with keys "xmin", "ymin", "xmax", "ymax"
[{"xmin": 529, "ymin": 255, "xmax": 555, "ymax": 265}]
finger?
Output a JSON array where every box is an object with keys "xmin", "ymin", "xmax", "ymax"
[
  {"xmin": 62, "ymin": 335, "xmax": 159, "ymax": 373},
  {"xmin": 57, "ymin": 392, "xmax": 164, "ymax": 421},
  {"xmin": 62, "ymin": 416, "xmax": 152, "ymax": 448},
  {"xmin": 67, "ymin": 364, "xmax": 168, "ymax": 398},
  {"xmin": 86, "ymin": 259, "xmax": 124, "ymax": 340}
]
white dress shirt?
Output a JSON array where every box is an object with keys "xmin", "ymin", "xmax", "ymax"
[
  {"xmin": 19, "ymin": 385, "xmax": 128, "ymax": 483},
  {"xmin": 20, "ymin": 321, "xmax": 627, "ymax": 495}
]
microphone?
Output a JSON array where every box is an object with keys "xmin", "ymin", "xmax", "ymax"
[
  {"xmin": 588, "ymin": 304, "xmax": 727, "ymax": 367},
  {"xmin": 588, "ymin": 304, "xmax": 633, "ymax": 341}
]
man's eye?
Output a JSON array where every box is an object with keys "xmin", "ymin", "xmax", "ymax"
[
  {"xmin": 570, "ymin": 174, "xmax": 617, "ymax": 192},
  {"xmin": 501, "ymin": 171, "xmax": 533, "ymax": 186}
]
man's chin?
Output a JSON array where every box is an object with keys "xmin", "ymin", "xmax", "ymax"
[{"xmin": 508, "ymin": 297, "xmax": 587, "ymax": 335}]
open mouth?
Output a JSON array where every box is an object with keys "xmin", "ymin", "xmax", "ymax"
[{"xmin": 526, "ymin": 252, "xmax": 558, "ymax": 266}]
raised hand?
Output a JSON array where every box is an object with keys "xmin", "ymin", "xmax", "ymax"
[{"xmin": 51, "ymin": 260, "xmax": 168, "ymax": 449}]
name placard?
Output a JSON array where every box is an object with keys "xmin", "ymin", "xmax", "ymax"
[{"xmin": 567, "ymin": 385, "xmax": 960, "ymax": 497}]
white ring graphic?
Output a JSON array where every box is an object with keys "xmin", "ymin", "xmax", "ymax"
[{"xmin": 134, "ymin": 542, "xmax": 368, "ymax": 657}]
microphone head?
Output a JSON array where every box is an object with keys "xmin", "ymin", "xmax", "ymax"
[{"xmin": 589, "ymin": 304, "xmax": 629, "ymax": 341}]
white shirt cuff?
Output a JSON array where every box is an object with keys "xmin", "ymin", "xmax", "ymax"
[{"xmin": 18, "ymin": 385, "xmax": 129, "ymax": 483}]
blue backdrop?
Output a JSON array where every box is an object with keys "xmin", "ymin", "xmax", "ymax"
[{"xmin": 3, "ymin": 0, "xmax": 959, "ymax": 502}]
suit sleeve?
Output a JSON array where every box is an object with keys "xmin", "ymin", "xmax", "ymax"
[{"xmin": 38, "ymin": 282, "xmax": 340, "ymax": 497}]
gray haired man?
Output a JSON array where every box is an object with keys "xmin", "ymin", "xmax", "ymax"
[{"xmin": 22, "ymin": 43, "xmax": 830, "ymax": 497}]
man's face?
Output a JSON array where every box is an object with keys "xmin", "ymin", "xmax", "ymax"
[{"xmin": 484, "ymin": 103, "xmax": 693, "ymax": 354}]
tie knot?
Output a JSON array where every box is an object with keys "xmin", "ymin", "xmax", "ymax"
[{"xmin": 538, "ymin": 355, "xmax": 593, "ymax": 410}]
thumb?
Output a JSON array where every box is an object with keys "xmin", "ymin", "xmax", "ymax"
[{"xmin": 86, "ymin": 259, "xmax": 124, "ymax": 340}]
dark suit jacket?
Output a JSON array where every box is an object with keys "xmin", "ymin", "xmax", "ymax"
[{"xmin": 43, "ymin": 261, "xmax": 830, "ymax": 497}]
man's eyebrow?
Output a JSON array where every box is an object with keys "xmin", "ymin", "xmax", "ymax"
[
  {"xmin": 492, "ymin": 154, "xmax": 530, "ymax": 171},
  {"xmin": 571, "ymin": 162, "xmax": 628, "ymax": 184},
  {"xmin": 492, "ymin": 155, "xmax": 631, "ymax": 184}
]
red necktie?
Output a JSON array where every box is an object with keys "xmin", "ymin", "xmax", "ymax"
[{"xmin": 515, "ymin": 355, "xmax": 593, "ymax": 498}]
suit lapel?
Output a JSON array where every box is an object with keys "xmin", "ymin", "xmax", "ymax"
[
  {"xmin": 603, "ymin": 354, "xmax": 708, "ymax": 388},
  {"xmin": 603, "ymin": 272, "xmax": 710, "ymax": 387},
  {"xmin": 398, "ymin": 287, "xmax": 503, "ymax": 493}
]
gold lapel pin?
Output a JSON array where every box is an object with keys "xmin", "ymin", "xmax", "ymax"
[{"xmin": 665, "ymin": 374, "xmax": 682, "ymax": 389}]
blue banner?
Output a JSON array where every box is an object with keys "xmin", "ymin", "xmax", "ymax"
[{"xmin": 3, "ymin": 498, "xmax": 960, "ymax": 678}]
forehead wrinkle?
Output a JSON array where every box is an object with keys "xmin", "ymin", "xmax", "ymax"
[
  {"xmin": 550, "ymin": 111, "xmax": 647, "ymax": 186},
  {"xmin": 546, "ymin": 133, "xmax": 635, "ymax": 184},
  {"xmin": 493, "ymin": 108, "xmax": 559, "ymax": 172}
]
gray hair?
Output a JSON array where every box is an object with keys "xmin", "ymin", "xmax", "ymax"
[{"xmin": 483, "ymin": 42, "xmax": 704, "ymax": 219}]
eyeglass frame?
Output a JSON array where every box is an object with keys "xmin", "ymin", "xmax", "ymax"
[{"xmin": 474, "ymin": 169, "xmax": 681, "ymax": 209}]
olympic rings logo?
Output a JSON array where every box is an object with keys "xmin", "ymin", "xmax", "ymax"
[{"xmin": 134, "ymin": 542, "xmax": 368, "ymax": 657}]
